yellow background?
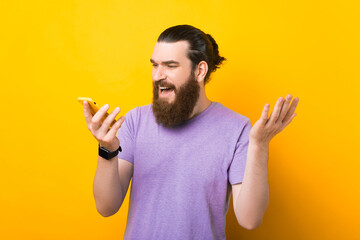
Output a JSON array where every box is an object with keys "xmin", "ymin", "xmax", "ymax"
[{"xmin": 1, "ymin": 0, "xmax": 359, "ymax": 239}]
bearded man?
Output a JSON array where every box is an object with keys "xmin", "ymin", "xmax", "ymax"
[{"xmin": 83, "ymin": 25, "xmax": 299, "ymax": 240}]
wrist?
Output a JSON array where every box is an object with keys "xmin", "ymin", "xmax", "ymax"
[
  {"xmin": 98, "ymin": 144, "xmax": 122, "ymax": 160},
  {"xmin": 99, "ymin": 143, "xmax": 119, "ymax": 152},
  {"xmin": 249, "ymin": 139, "xmax": 269, "ymax": 151}
]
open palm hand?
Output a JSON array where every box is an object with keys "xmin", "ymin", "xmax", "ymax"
[{"xmin": 249, "ymin": 94, "xmax": 299, "ymax": 145}]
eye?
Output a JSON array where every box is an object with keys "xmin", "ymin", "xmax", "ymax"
[
  {"xmin": 168, "ymin": 65, "xmax": 176, "ymax": 69},
  {"xmin": 152, "ymin": 64, "xmax": 158, "ymax": 68}
]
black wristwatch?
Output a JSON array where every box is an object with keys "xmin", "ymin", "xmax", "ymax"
[{"xmin": 98, "ymin": 144, "xmax": 122, "ymax": 160}]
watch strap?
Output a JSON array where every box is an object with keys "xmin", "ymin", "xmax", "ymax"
[{"xmin": 98, "ymin": 144, "xmax": 122, "ymax": 160}]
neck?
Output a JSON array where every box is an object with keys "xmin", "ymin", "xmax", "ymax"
[{"xmin": 189, "ymin": 88, "xmax": 211, "ymax": 119}]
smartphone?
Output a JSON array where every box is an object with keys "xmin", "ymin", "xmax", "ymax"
[{"xmin": 77, "ymin": 97, "xmax": 117, "ymax": 127}]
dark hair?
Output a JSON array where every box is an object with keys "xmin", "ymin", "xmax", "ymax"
[{"xmin": 157, "ymin": 25, "xmax": 226, "ymax": 84}]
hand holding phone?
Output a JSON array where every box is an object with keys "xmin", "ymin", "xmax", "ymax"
[
  {"xmin": 78, "ymin": 97, "xmax": 125, "ymax": 151},
  {"xmin": 77, "ymin": 97, "xmax": 118, "ymax": 127}
]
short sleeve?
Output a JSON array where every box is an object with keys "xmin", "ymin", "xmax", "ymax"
[
  {"xmin": 116, "ymin": 109, "xmax": 137, "ymax": 164},
  {"xmin": 228, "ymin": 118, "xmax": 252, "ymax": 185}
]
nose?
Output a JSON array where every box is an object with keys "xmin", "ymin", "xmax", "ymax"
[{"xmin": 152, "ymin": 65, "xmax": 166, "ymax": 82}]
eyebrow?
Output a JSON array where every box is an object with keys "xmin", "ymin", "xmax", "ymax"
[{"xmin": 150, "ymin": 59, "xmax": 180, "ymax": 65}]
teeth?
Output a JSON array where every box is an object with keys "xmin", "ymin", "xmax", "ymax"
[{"xmin": 160, "ymin": 87, "xmax": 170, "ymax": 90}]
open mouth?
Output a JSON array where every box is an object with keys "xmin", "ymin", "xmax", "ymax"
[{"xmin": 159, "ymin": 86, "xmax": 175, "ymax": 96}]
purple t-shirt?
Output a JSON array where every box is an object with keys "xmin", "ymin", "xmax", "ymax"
[{"xmin": 117, "ymin": 102, "xmax": 252, "ymax": 240}]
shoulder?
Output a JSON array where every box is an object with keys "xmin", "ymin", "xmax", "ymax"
[{"xmin": 212, "ymin": 102, "xmax": 251, "ymax": 127}]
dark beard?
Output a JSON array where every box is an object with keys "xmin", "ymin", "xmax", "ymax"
[{"xmin": 152, "ymin": 72, "xmax": 200, "ymax": 128}]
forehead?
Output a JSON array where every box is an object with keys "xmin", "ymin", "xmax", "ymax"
[{"xmin": 151, "ymin": 41, "xmax": 190, "ymax": 63}]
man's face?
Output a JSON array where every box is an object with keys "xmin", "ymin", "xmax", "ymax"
[
  {"xmin": 151, "ymin": 41, "xmax": 193, "ymax": 103},
  {"xmin": 151, "ymin": 41, "xmax": 200, "ymax": 127}
]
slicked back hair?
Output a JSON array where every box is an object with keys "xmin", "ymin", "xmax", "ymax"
[{"xmin": 157, "ymin": 25, "xmax": 226, "ymax": 84}]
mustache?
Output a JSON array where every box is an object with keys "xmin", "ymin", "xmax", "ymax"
[{"xmin": 154, "ymin": 80, "xmax": 176, "ymax": 89}]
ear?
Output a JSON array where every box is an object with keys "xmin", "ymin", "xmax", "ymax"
[{"xmin": 195, "ymin": 61, "xmax": 208, "ymax": 83}]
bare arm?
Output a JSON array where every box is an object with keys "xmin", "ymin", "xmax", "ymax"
[
  {"xmin": 93, "ymin": 157, "xmax": 133, "ymax": 217},
  {"xmin": 232, "ymin": 142, "xmax": 269, "ymax": 230},
  {"xmin": 82, "ymin": 101, "xmax": 133, "ymax": 217},
  {"xmin": 233, "ymin": 94, "xmax": 299, "ymax": 229}
]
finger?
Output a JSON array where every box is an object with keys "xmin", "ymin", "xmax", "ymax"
[
  {"xmin": 105, "ymin": 116, "xmax": 125, "ymax": 140},
  {"xmin": 277, "ymin": 94, "xmax": 293, "ymax": 123},
  {"xmin": 280, "ymin": 112, "xmax": 297, "ymax": 131},
  {"xmin": 282, "ymin": 97, "xmax": 299, "ymax": 123},
  {"xmin": 91, "ymin": 104, "xmax": 110, "ymax": 129},
  {"xmin": 259, "ymin": 103, "xmax": 270, "ymax": 126},
  {"xmin": 83, "ymin": 101, "xmax": 92, "ymax": 125},
  {"xmin": 98, "ymin": 106, "xmax": 121, "ymax": 133},
  {"xmin": 268, "ymin": 97, "xmax": 285, "ymax": 124}
]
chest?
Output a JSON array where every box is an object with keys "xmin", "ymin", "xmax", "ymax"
[{"xmin": 133, "ymin": 126, "xmax": 234, "ymax": 189}]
